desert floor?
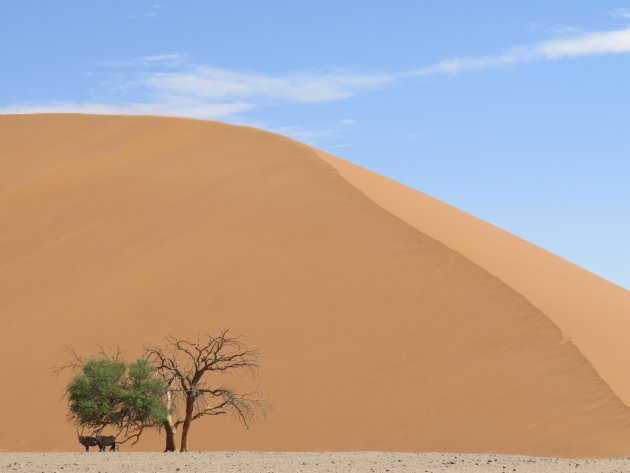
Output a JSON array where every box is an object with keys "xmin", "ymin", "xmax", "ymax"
[{"xmin": 1, "ymin": 452, "xmax": 629, "ymax": 473}]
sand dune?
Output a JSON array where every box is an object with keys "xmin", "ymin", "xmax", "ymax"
[
  {"xmin": 1, "ymin": 114, "xmax": 630, "ymax": 457},
  {"xmin": 317, "ymin": 150, "xmax": 630, "ymax": 408}
]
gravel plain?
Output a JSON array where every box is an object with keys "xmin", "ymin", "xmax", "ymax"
[{"xmin": 1, "ymin": 452, "xmax": 630, "ymax": 473}]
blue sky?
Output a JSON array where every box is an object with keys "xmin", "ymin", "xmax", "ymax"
[{"xmin": 1, "ymin": 1, "xmax": 629, "ymax": 289}]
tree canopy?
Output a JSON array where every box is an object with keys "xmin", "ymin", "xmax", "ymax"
[
  {"xmin": 62, "ymin": 331, "xmax": 265, "ymax": 451},
  {"xmin": 67, "ymin": 357, "xmax": 168, "ymax": 445}
]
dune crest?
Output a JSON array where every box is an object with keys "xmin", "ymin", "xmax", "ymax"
[
  {"xmin": 316, "ymin": 150, "xmax": 630, "ymax": 406},
  {"xmin": 1, "ymin": 114, "xmax": 630, "ymax": 456}
]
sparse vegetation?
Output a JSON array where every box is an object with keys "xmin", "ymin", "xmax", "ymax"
[
  {"xmin": 65, "ymin": 354, "xmax": 168, "ymax": 446},
  {"xmin": 60, "ymin": 331, "xmax": 266, "ymax": 452},
  {"xmin": 145, "ymin": 330, "xmax": 266, "ymax": 452}
]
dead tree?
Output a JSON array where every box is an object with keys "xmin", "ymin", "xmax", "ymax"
[{"xmin": 145, "ymin": 330, "xmax": 265, "ymax": 452}]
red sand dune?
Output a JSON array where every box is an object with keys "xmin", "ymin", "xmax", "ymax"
[{"xmin": 1, "ymin": 114, "xmax": 630, "ymax": 456}]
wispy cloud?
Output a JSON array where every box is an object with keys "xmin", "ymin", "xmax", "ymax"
[
  {"xmin": 528, "ymin": 23, "xmax": 585, "ymax": 36},
  {"xmin": 412, "ymin": 27, "xmax": 630, "ymax": 77},
  {"xmin": 254, "ymin": 118, "xmax": 360, "ymax": 145},
  {"xmin": 143, "ymin": 67, "xmax": 394, "ymax": 104},
  {"xmin": 100, "ymin": 53, "xmax": 186, "ymax": 68},
  {"xmin": 610, "ymin": 8, "xmax": 630, "ymax": 19},
  {"xmin": 130, "ymin": 4, "xmax": 162, "ymax": 20},
  {"xmin": 0, "ymin": 100, "xmax": 252, "ymax": 119},
  {"xmin": 145, "ymin": 4, "xmax": 162, "ymax": 19},
  {"xmin": 3, "ymin": 25, "xmax": 630, "ymax": 124},
  {"xmin": 269, "ymin": 125, "xmax": 341, "ymax": 144},
  {"xmin": 0, "ymin": 63, "xmax": 392, "ymax": 122},
  {"xmin": 537, "ymin": 27, "xmax": 630, "ymax": 57},
  {"xmin": 143, "ymin": 54, "xmax": 185, "ymax": 65}
]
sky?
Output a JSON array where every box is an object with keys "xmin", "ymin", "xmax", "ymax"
[{"xmin": 1, "ymin": 1, "xmax": 629, "ymax": 289}]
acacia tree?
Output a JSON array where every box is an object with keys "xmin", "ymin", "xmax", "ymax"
[
  {"xmin": 63, "ymin": 350, "xmax": 168, "ymax": 446},
  {"xmin": 145, "ymin": 330, "xmax": 265, "ymax": 452}
]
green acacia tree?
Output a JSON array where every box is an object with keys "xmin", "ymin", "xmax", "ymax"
[{"xmin": 66, "ymin": 356, "xmax": 168, "ymax": 446}]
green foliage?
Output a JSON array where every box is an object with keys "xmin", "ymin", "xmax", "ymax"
[
  {"xmin": 67, "ymin": 357, "xmax": 167, "ymax": 433},
  {"xmin": 122, "ymin": 359, "xmax": 169, "ymax": 425}
]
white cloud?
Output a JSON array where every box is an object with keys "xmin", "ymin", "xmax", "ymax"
[
  {"xmin": 0, "ymin": 65, "xmax": 390, "ymax": 120},
  {"xmin": 145, "ymin": 4, "xmax": 162, "ymax": 18},
  {"xmin": 537, "ymin": 27, "xmax": 630, "ymax": 57},
  {"xmin": 141, "ymin": 54, "xmax": 185, "ymax": 66},
  {"xmin": 340, "ymin": 118, "xmax": 358, "ymax": 125},
  {"xmin": 4, "ymin": 26, "xmax": 630, "ymax": 123},
  {"xmin": 133, "ymin": 27, "xmax": 630, "ymax": 109},
  {"xmin": 610, "ymin": 8, "xmax": 630, "ymax": 19},
  {"xmin": 529, "ymin": 23, "xmax": 584, "ymax": 36},
  {"xmin": 100, "ymin": 53, "xmax": 186, "ymax": 68},
  {"xmin": 269, "ymin": 125, "xmax": 341, "ymax": 144},
  {"xmin": 143, "ymin": 67, "xmax": 395, "ymax": 104},
  {"xmin": 0, "ymin": 100, "xmax": 252, "ymax": 119},
  {"xmin": 412, "ymin": 27, "xmax": 630, "ymax": 77},
  {"xmin": 129, "ymin": 4, "xmax": 162, "ymax": 20},
  {"xmin": 268, "ymin": 118, "xmax": 359, "ymax": 144}
]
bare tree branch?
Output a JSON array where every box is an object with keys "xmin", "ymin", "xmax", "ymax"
[
  {"xmin": 53, "ymin": 346, "xmax": 86, "ymax": 376},
  {"xmin": 55, "ymin": 345, "xmax": 126, "ymax": 377},
  {"xmin": 144, "ymin": 330, "xmax": 266, "ymax": 451}
]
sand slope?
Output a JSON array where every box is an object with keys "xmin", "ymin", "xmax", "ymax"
[
  {"xmin": 1, "ymin": 114, "xmax": 630, "ymax": 456},
  {"xmin": 317, "ymin": 151, "xmax": 630, "ymax": 408}
]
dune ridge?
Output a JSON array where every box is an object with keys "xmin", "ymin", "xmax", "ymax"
[
  {"xmin": 1, "ymin": 114, "xmax": 630, "ymax": 457},
  {"xmin": 315, "ymin": 150, "xmax": 630, "ymax": 406}
]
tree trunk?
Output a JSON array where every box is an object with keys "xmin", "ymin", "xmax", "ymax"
[
  {"xmin": 163, "ymin": 382, "xmax": 177, "ymax": 452},
  {"xmin": 180, "ymin": 420, "xmax": 191, "ymax": 452},
  {"xmin": 163, "ymin": 419, "xmax": 176, "ymax": 452},
  {"xmin": 179, "ymin": 398, "xmax": 195, "ymax": 452}
]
